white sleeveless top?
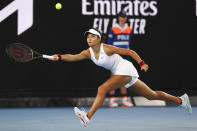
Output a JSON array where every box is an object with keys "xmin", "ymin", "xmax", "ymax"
[
  {"xmin": 89, "ymin": 43, "xmax": 122, "ymax": 72},
  {"xmin": 89, "ymin": 43, "xmax": 139, "ymax": 78}
]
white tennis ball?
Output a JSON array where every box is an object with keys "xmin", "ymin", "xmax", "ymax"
[{"xmin": 55, "ymin": 3, "xmax": 62, "ymax": 10}]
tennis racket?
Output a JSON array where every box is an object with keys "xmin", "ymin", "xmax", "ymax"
[{"xmin": 6, "ymin": 43, "xmax": 54, "ymax": 62}]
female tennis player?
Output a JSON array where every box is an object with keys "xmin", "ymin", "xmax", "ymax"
[{"xmin": 52, "ymin": 28, "xmax": 192, "ymax": 126}]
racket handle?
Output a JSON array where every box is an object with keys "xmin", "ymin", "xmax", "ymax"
[{"xmin": 42, "ymin": 55, "xmax": 54, "ymax": 60}]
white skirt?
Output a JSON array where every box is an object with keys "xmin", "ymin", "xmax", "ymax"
[{"xmin": 112, "ymin": 59, "xmax": 139, "ymax": 88}]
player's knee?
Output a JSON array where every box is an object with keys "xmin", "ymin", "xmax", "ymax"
[{"xmin": 97, "ymin": 85, "xmax": 107, "ymax": 96}]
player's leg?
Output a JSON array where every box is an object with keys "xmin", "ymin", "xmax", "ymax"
[
  {"xmin": 129, "ymin": 79, "xmax": 182, "ymax": 104},
  {"xmin": 129, "ymin": 79, "xmax": 192, "ymax": 114},
  {"xmin": 87, "ymin": 75, "xmax": 131, "ymax": 119},
  {"xmin": 74, "ymin": 75, "xmax": 131, "ymax": 126}
]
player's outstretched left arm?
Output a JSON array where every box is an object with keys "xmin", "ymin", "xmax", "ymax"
[
  {"xmin": 52, "ymin": 49, "xmax": 90, "ymax": 62},
  {"xmin": 104, "ymin": 44, "xmax": 149, "ymax": 72}
]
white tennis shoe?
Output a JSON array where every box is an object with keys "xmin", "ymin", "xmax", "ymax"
[
  {"xmin": 179, "ymin": 93, "xmax": 192, "ymax": 114},
  {"xmin": 74, "ymin": 107, "xmax": 90, "ymax": 127}
]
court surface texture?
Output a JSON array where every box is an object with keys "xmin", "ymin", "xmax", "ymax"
[{"xmin": 0, "ymin": 106, "xmax": 196, "ymax": 131}]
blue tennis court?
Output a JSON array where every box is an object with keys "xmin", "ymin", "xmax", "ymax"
[{"xmin": 0, "ymin": 106, "xmax": 196, "ymax": 131}]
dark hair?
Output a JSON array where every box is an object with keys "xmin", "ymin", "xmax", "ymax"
[
  {"xmin": 116, "ymin": 10, "xmax": 128, "ymax": 25},
  {"xmin": 118, "ymin": 10, "xmax": 127, "ymax": 17}
]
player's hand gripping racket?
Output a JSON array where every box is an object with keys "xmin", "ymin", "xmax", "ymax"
[{"xmin": 6, "ymin": 43, "xmax": 54, "ymax": 62}]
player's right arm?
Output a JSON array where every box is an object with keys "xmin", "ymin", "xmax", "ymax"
[{"xmin": 52, "ymin": 49, "xmax": 90, "ymax": 62}]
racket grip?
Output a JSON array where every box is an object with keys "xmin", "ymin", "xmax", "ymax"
[{"xmin": 42, "ymin": 55, "xmax": 54, "ymax": 60}]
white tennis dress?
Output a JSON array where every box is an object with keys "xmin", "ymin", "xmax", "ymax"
[{"xmin": 89, "ymin": 43, "xmax": 139, "ymax": 88}]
